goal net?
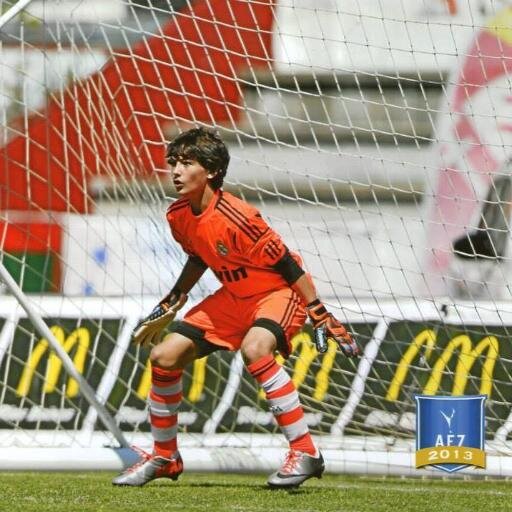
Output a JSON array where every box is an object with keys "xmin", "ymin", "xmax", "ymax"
[{"xmin": 1, "ymin": 0, "xmax": 512, "ymax": 476}]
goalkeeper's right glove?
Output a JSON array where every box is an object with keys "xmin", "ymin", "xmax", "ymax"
[
  {"xmin": 132, "ymin": 289, "xmax": 188, "ymax": 347},
  {"xmin": 306, "ymin": 299, "xmax": 360, "ymax": 357}
]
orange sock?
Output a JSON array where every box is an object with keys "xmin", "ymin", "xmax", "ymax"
[
  {"xmin": 247, "ymin": 355, "xmax": 317, "ymax": 457},
  {"xmin": 149, "ymin": 367, "xmax": 182, "ymax": 458},
  {"xmin": 290, "ymin": 432, "xmax": 316, "ymax": 456}
]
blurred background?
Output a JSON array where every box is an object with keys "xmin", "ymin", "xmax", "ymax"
[{"xmin": 0, "ymin": 0, "xmax": 510, "ymax": 303}]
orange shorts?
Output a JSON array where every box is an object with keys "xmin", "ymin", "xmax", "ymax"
[{"xmin": 172, "ymin": 286, "xmax": 306, "ymax": 358}]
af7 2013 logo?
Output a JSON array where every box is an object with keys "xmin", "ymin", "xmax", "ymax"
[{"xmin": 415, "ymin": 395, "xmax": 486, "ymax": 473}]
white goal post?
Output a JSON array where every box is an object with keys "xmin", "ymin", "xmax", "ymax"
[
  {"xmin": 2, "ymin": 0, "xmax": 512, "ymax": 476},
  {"xmin": 2, "ymin": 294, "xmax": 512, "ymax": 476}
]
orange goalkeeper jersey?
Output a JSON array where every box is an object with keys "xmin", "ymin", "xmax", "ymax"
[{"xmin": 166, "ymin": 190, "xmax": 302, "ymax": 298}]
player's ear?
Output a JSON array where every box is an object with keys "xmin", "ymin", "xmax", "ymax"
[{"xmin": 207, "ymin": 170, "xmax": 219, "ymax": 179}]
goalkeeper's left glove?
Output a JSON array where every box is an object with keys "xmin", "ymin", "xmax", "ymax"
[
  {"xmin": 306, "ymin": 299, "xmax": 360, "ymax": 357},
  {"xmin": 132, "ymin": 289, "xmax": 188, "ymax": 347}
]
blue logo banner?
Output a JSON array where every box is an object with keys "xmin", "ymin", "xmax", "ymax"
[{"xmin": 415, "ymin": 395, "xmax": 486, "ymax": 473}]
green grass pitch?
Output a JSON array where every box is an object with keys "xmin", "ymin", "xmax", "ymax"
[{"xmin": 1, "ymin": 472, "xmax": 511, "ymax": 512}]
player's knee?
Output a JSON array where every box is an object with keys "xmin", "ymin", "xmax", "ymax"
[
  {"xmin": 241, "ymin": 339, "xmax": 274, "ymax": 364},
  {"xmin": 149, "ymin": 344, "xmax": 174, "ymax": 368},
  {"xmin": 149, "ymin": 333, "xmax": 197, "ymax": 369},
  {"xmin": 149, "ymin": 342, "xmax": 182, "ymax": 369}
]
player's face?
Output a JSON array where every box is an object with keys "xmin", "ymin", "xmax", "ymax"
[{"xmin": 170, "ymin": 157, "xmax": 211, "ymax": 196}]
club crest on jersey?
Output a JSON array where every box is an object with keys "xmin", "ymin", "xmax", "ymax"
[{"xmin": 216, "ymin": 240, "xmax": 229, "ymax": 256}]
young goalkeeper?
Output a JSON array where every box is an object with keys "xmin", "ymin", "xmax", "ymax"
[{"xmin": 113, "ymin": 128, "xmax": 359, "ymax": 489}]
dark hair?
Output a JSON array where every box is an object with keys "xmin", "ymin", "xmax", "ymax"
[{"xmin": 166, "ymin": 127, "xmax": 230, "ymax": 190}]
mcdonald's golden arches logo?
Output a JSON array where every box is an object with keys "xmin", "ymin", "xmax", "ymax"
[
  {"xmin": 386, "ymin": 329, "xmax": 499, "ymax": 401},
  {"xmin": 16, "ymin": 325, "xmax": 90, "ymax": 399}
]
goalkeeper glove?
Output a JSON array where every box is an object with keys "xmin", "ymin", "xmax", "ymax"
[
  {"xmin": 132, "ymin": 289, "xmax": 188, "ymax": 346},
  {"xmin": 306, "ymin": 299, "xmax": 360, "ymax": 357}
]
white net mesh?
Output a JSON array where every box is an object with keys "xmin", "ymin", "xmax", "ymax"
[{"xmin": 1, "ymin": 0, "xmax": 512, "ymax": 474}]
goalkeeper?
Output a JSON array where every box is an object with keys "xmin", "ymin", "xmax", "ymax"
[{"xmin": 113, "ymin": 128, "xmax": 359, "ymax": 488}]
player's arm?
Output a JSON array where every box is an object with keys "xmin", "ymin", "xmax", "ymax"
[
  {"xmin": 236, "ymin": 209, "xmax": 359, "ymax": 357},
  {"xmin": 273, "ymin": 251, "xmax": 360, "ymax": 358},
  {"xmin": 132, "ymin": 255, "xmax": 208, "ymax": 346},
  {"xmin": 173, "ymin": 255, "xmax": 208, "ymax": 295}
]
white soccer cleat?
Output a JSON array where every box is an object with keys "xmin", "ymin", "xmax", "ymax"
[
  {"xmin": 112, "ymin": 448, "xmax": 183, "ymax": 487},
  {"xmin": 267, "ymin": 450, "xmax": 325, "ymax": 489}
]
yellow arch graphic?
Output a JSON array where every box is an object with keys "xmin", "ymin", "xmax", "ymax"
[
  {"xmin": 136, "ymin": 360, "xmax": 152, "ymax": 400},
  {"xmin": 187, "ymin": 357, "xmax": 207, "ymax": 403},
  {"xmin": 137, "ymin": 331, "xmax": 338, "ymax": 403},
  {"xmin": 386, "ymin": 329, "xmax": 499, "ymax": 401},
  {"xmin": 423, "ymin": 334, "xmax": 498, "ymax": 396},
  {"xmin": 258, "ymin": 331, "xmax": 337, "ymax": 402},
  {"xmin": 17, "ymin": 326, "xmax": 90, "ymax": 399},
  {"xmin": 386, "ymin": 329, "xmax": 436, "ymax": 401}
]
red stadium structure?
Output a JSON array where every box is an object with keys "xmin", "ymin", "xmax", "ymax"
[{"xmin": 0, "ymin": 0, "xmax": 273, "ymax": 214}]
